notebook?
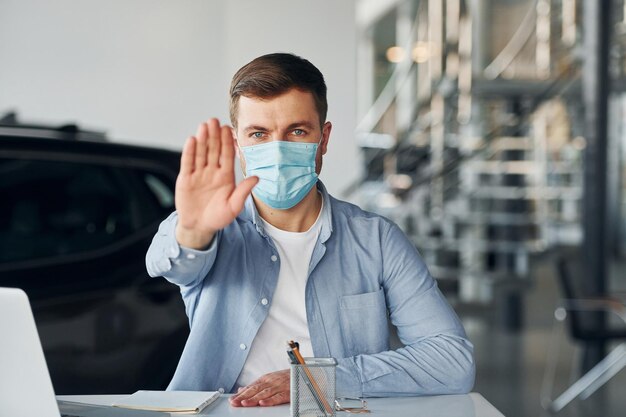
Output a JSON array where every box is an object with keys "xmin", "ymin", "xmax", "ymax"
[
  {"xmin": 113, "ymin": 390, "xmax": 220, "ymax": 413},
  {"xmin": 0, "ymin": 287, "xmax": 164, "ymax": 417}
]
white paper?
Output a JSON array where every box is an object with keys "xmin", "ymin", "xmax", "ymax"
[{"xmin": 112, "ymin": 390, "xmax": 220, "ymax": 413}]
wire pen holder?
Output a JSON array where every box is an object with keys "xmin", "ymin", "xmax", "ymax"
[{"xmin": 290, "ymin": 357, "xmax": 337, "ymax": 417}]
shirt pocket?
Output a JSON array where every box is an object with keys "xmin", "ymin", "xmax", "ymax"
[{"xmin": 339, "ymin": 288, "xmax": 389, "ymax": 357}]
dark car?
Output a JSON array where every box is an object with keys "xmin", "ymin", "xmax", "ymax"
[{"xmin": 0, "ymin": 114, "xmax": 188, "ymax": 394}]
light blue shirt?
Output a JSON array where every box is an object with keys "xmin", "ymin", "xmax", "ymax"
[{"xmin": 146, "ymin": 182, "xmax": 475, "ymax": 397}]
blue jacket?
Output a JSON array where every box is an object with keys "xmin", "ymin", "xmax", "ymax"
[{"xmin": 146, "ymin": 182, "xmax": 475, "ymax": 397}]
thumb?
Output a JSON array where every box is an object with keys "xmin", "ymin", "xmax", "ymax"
[{"xmin": 229, "ymin": 176, "xmax": 259, "ymax": 213}]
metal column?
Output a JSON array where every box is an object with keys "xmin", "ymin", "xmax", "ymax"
[{"xmin": 582, "ymin": 0, "xmax": 612, "ymax": 372}]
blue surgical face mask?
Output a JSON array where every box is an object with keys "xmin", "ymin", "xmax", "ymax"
[{"xmin": 239, "ymin": 139, "xmax": 320, "ymax": 210}]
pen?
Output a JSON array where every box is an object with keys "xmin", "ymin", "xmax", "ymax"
[
  {"xmin": 288, "ymin": 340, "xmax": 334, "ymax": 416},
  {"xmin": 287, "ymin": 349, "xmax": 298, "ymax": 365}
]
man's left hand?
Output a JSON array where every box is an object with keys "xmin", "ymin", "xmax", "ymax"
[{"xmin": 229, "ymin": 369, "xmax": 290, "ymax": 407}]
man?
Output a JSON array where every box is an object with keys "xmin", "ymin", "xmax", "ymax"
[{"xmin": 146, "ymin": 53, "xmax": 475, "ymax": 407}]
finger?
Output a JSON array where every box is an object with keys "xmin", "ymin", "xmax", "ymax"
[
  {"xmin": 180, "ymin": 136, "xmax": 196, "ymax": 176},
  {"xmin": 207, "ymin": 118, "xmax": 221, "ymax": 168},
  {"xmin": 229, "ymin": 394, "xmax": 245, "ymax": 406},
  {"xmin": 230, "ymin": 386, "xmax": 261, "ymax": 407},
  {"xmin": 230, "ymin": 383, "xmax": 260, "ymax": 402},
  {"xmin": 229, "ymin": 392, "xmax": 240, "ymax": 404},
  {"xmin": 241, "ymin": 386, "xmax": 281, "ymax": 406},
  {"xmin": 195, "ymin": 123, "xmax": 208, "ymax": 169},
  {"xmin": 239, "ymin": 398, "xmax": 260, "ymax": 407},
  {"xmin": 229, "ymin": 396, "xmax": 244, "ymax": 407},
  {"xmin": 239, "ymin": 390, "xmax": 270, "ymax": 407},
  {"xmin": 258, "ymin": 390, "xmax": 290, "ymax": 407},
  {"xmin": 229, "ymin": 176, "xmax": 259, "ymax": 213},
  {"xmin": 220, "ymin": 125, "xmax": 235, "ymax": 169}
]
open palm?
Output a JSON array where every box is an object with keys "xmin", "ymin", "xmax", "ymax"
[{"xmin": 175, "ymin": 118, "xmax": 258, "ymax": 249}]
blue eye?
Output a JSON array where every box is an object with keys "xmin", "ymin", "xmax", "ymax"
[
  {"xmin": 252, "ymin": 132, "xmax": 264, "ymax": 139},
  {"xmin": 293, "ymin": 129, "xmax": 305, "ymax": 136}
]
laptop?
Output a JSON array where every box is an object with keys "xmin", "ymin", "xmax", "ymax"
[{"xmin": 0, "ymin": 287, "xmax": 164, "ymax": 417}]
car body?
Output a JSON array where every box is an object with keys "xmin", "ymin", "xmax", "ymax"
[{"xmin": 0, "ymin": 117, "xmax": 188, "ymax": 394}]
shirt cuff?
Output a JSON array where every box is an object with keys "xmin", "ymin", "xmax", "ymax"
[
  {"xmin": 176, "ymin": 237, "xmax": 218, "ymax": 262},
  {"xmin": 335, "ymin": 357, "xmax": 363, "ymax": 398},
  {"xmin": 147, "ymin": 211, "xmax": 220, "ymax": 283}
]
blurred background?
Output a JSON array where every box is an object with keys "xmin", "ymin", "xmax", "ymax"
[{"xmin": 2, "ymin": 1, "xmax": 626, "ymax": 416}]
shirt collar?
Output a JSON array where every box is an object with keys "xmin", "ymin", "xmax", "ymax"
[{"xmin": 243, "ymin": 181, "xmax": 333, "ymax": 242}]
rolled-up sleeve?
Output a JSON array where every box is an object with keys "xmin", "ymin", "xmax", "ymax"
[{"xmin": 145, "ymin": 212, "xmax": 220, "ymax": 288}]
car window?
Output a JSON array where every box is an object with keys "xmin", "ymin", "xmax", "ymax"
[
  {"xmin": 143, "ymin": 173, "xmax": 175, "ymax": 208},
  {"xmin": 0, "ymin": 157, "xmax": 174, "ymax": 264}
]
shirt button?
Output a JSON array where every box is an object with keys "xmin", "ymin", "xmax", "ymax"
[
  {"xmin": 218, "ymin": 388, "xmax": 225, "ymax": 394},
  {"xmin": 186, "ymin": 253, "xmax": 196, "ymax": 260},
  {"xmin": 261, "ymin": 298, "xmax": 268, "ymax": 306},
  {"xmin": 271, "ymin": 255, "xmax": 278, "ymax": 262},
  {"xmin": 240, "ymin": 343, "xmax": 247, "ymax": 350}
]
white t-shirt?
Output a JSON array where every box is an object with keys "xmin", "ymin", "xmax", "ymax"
[{"xmin": 234, "ymin": 201, "xmax": 322, "ymax": 387}]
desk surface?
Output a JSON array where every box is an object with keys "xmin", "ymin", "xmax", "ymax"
[{"xmin": 57, "ymin": 393, "xmax": 504, "ymax": 417}]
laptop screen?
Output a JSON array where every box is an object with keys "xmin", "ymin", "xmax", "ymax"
[{"xmin": 0, "ymin": 287, "xmax": 61, "ymax": 417}]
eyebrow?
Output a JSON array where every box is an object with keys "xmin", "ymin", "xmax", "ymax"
[
  {"xmin": 242, "ymin": 121, "xmax": 317, "ymax": 134},
  {"xmin": 285, "ymin": 121, "xmax": 316, "ymax": 131},
  {"xmin": 242, "ymin": 125, "xmax": 269, "ymax": 134}
]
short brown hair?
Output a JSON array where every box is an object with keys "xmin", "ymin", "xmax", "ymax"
[{"xmin": 229, "ymin": 53, "xmax": 328, "ymax": 128}]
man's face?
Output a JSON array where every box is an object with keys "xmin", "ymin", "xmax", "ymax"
[{"xmin": 233, "ymin": 88, "xmax": 332, "ymax": 176}]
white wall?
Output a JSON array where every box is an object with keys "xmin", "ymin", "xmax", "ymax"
[{"xmin": 0, "ymin": 0, "xmax": 360, "ymax": 197}]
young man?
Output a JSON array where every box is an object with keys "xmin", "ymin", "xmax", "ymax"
[{"xmin": 146, "ymin": 53, "xmax": 475, "ymax": 407}]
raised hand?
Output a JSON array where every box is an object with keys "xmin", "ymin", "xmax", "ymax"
[{"xmin": 174, "ymin": 118, "xmax": 258, "ymax": 249}]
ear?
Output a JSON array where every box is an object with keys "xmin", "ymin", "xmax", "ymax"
[
  {"xmin": 321, "ymin": 121, "xmax": 332, "ymax": 155},
  {"xmin": 231, "ymin": 127, "xmax": 241, "ymax": 157}
]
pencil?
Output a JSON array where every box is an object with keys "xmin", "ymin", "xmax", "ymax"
[{"xmin": 288, "ymin": 340, "xmax": 334, "ymax": 416}]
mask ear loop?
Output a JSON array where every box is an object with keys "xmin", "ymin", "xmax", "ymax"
[
  {"xmin": 234, "ymin": 137, "xmax": 248, "ymax": 178},
  {"xmin": 318, "ymin": 120, "xmax": 332, "ymax": 149}
]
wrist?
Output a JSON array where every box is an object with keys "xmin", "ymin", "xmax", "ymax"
[{"xmin": 175, "ymin": 223, "xmax": 216, "ymax": 250}]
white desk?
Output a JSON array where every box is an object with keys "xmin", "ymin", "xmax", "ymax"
[{"xmin": 57, "ymin": 393, "xmax": 504, "ymax": 417}]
